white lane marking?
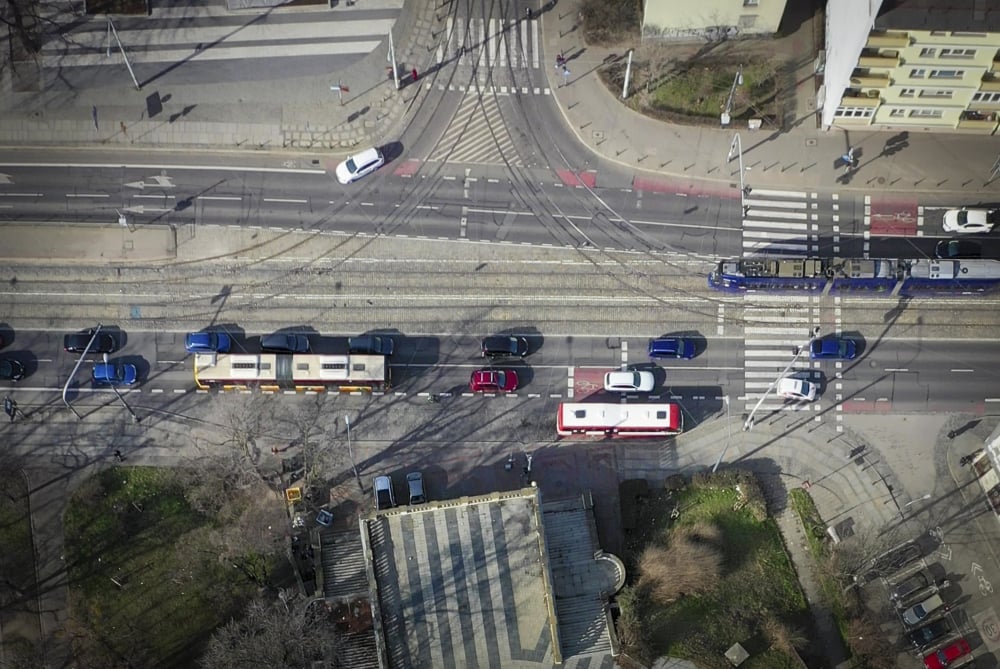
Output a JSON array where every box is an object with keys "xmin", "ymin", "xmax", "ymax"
[
  {"xmin": 749, "ymin": 188, "xmax": 809, "ymax": 198},
  {"xmin": 262, "ymin": 198, "xmax": 308, "ymax": 204},
  {"xmin": 65, "ymin": 193, "xmax": 109, "ymax": 198},
  {"xmin": 0, "ymin": 162, "xmax": 325, "ymax": 174}
]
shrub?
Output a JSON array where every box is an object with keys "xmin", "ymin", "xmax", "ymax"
[
  {"xmin": 637, "ymin": 522, "xmax": 723, "ymax": 605},
  {"xmin": 580, "ymin": 0, "xmax": 641, "ymax": 46}
]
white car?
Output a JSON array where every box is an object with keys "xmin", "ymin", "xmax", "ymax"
[
  {"xmin": 604, "ymin": 370, "xmax": 655, "ymax": 393},
  {"xmin": 335, "ymin": 147, "xmax": 385, "ymax": 184},
  {"xmin": 942, "ymin": 207, "xmax": 997, "ymax": 234},
  {"xmin": 777, "ymin": 377, "xmax": 817, "ymax": 402}
]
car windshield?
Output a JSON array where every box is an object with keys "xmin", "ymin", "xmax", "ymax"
[
  {"xmin": 495, "ymin": 372, "xmax": 506, "ymax": 387},
  {"xmin": 957, "ymin": 211, "xmax": 968, "ymax": 225},
  {"xmin": 345, "ymin": 158, "xmax": 358, "ymax": 172}
]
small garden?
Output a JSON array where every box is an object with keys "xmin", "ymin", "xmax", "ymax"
[
  {"xmin": 63, "ymin": 466, "xmax": 283, "ymax": 668},
  {"xmin": 616, "ymin": 471, "xmax": 812, "ymax": 669}
]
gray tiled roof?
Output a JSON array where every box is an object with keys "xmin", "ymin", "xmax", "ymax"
[{"xmin": 876, "ymin": 0, "xmax": 1000, "ymax": 32}]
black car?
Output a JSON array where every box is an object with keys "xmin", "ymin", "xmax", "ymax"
[
  {"xmin": 348, "ymin": 335, "xmax": 394, "ymax": 356},
  {"xmin": 0, "ymin": 358, "xmax": 25, "ymax": 381},
  {"xmin": 889, "ymin": 571, "xmax": 929, "ymax": 603},
  {"xmin": 481, "ymin": 335, "xmax": 528, "ymax": 359},
  {"xmin": 935, "ymin": 239, "xmax": 982, "ymax": 259},
  {"xmin": 906, "ymin": 617, "xmax": 953, "ymax": 649},
  {"xmin": 64, "ymin": 329, "xmax": 116, "ymax": 354},
  {"xmin": 261, "ymin": 333, "xmax": 310, "ymax": 353}
]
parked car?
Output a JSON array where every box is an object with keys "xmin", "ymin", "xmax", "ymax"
[
  {"xmin": 648, "ymin": 337, "xmax": 696, "ymax": 359},
  {"xmin": 810, "ymin": 337, "xmax": 857, "ymax": 360},
  {"xmin": 902, "ymin": 593, "xmax": 945, "ymax": 627},
  {"xmin": 185, "ymin": 331, "xmax": 231, "ymax": 353},
  {"xmin": 469, "ymin": 369, "xmax": 518, "ymax": 392},
  {"xmin": 935, "ymin": 239, "xmax": 982, "ymax": 259},
  {"xmin": 907, "ymin": 618, "xmax": 954, "ymax": 649},
  {"xmin": 92, "ymin": 362, "xmax": 138, "ymax": 386},
  {"xmin": 348, "ymin": 335, "xmax": 394, "ymax": 356},
  {"xmin": 373, "ymin": 475, "xmax": 396, "ymax": 510},
  {"xmin": 923, "ymin": 638, "xmax": 971, "ymax": 669},
  {"xmin": 942, "ymin": 207, "xmax": 997, "ymax": 234},
  {"xmin": 407, "ymin": 472, "xmax": 426, "ymax": 505},
  {"xmin": 890, "ymin": 571, "xmax": 930, "ymax": 603},
  {"xmin": 481, "ymin": 335, "xmax": 528, "ymax": 359},
  {"xmin": 872, "ymin": 542, "xmax": 923, "ymax": 575},
  {"xmin": 335, "ymin": 147, "xmax": 385, "ymax": 184},
  {"xmin": 604, "ymin": 370, "xmax": 655, "ymax": 393},
  {"xmin": 261, "ymin": 333, "xmax": 310, "ymax": 353},
  {"xmin": 0, "ymin": 358, "xmax": 25, "ymax": 381},
  {"xmin": 777, "ymin": 377, "xmax": 817, "ymax": 402},
  {"xmin": 64, "ymin": 329, "xmax": 116, "ymax": 354}
]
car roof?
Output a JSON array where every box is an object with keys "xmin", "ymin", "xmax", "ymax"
[{"xmin": 352, "ymin": 147, "xmax": 380, "ymax": 163}]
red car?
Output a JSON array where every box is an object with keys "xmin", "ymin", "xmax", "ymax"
[
  {"xmin": 469, "ymin": 369, "xmax": 518, "ymax": 392},
  {"xmin": 924, "ymin": 639, "xmax": 971, "ymax": 669}
]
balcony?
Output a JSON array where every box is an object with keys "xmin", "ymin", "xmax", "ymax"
[
  {"xmin": 858, "ymin": 49, "xmax": 900, "ymax": 69},
  {"xmin": 840, "ymin": 89, "xmax": 881, "ymax": 107},
  {"xmin": 850, "ymin": 70, "xmax": 891, "ymax": 88},
  {"xmin": 993, "ymin": 58, "xmax": 1000, "ymax": 74},
  {"xmin": 866, "ymin": 31, "xmax": 909, "ymax": 48},
  {"xmin": 980, "ymin": 73, "xmax": 1000, "ymax": 92},
  {"xmin": 957, "ymin": 110, "xmax": 999, "ymax": 132}
]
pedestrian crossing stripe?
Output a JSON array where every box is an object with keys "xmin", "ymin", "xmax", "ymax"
[{"xmin": 438, "ymin": 17, "xmax": 541, "ymax": 70}]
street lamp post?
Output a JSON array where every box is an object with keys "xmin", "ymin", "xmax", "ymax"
[
  {"xmin": 712, "ymin": 396, "xmax": 733, "ymax": 473},
  {"xmin": 903, "ymin": 494, "xmax": 931, "ymax": 511},
  {"xmin": 720, "ymin": 63, "xmax": 743, "ymax": 126},
  {"xmin": 344, "ymin": 415, "xmax": 363, "ymax": 492},
  {"xmin": 743, "ymin": 327, "xmax": 821, "ymax": 432},
  {"xmin": 727, "ymin": 133, "xmax": 751, "ymax": 216}
]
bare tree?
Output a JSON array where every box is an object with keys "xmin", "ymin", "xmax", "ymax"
[
  {"xmin": 200, "ymin": 597, "xmax": 340, "ymax": 669},
  {"xmin": 1, "ymin": 0, "xmax": 43, "ymax": 56}
]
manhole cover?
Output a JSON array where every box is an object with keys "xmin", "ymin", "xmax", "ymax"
[
  {"xmin": 805, "ymin": 138, "xmax": 817, "ymax": 147},
  {"xmin": 877, "ymin": 176, "xmax": 886, "ymax": 184},
  {"xmin": 593, "ymin": 130, "xmax": 605, "ymax": 140}
]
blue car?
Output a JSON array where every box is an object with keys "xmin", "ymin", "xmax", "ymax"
[
  {"xmin": 185, "ymin": 331, "xmax": 231, "ymax": 353},
  {"xmin": 810, "ymin": 337, "xmax": 857, "ymax": 360},
  {"xmin": 648, "ymin": 337, "xmax": 696, "ymax": 359},
  {"xmin": 93, "ymin": 362, "xmax": 138, "ymax": 386}
]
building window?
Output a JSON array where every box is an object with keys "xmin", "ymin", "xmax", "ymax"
[
  {"xmin": 889, "ymin": 109, "xmax": 906, "ymax": 117},
  {"xmin": 919, "ymin": 89, "xmax": 953, "ymax": 98},
  {"xmin": 930, "ymin": 31, "xmax": 947, "ymax": 36},
  {"xmin": 919, "ymin": 48, "xmax": 937, "ymax": 57},
  {"xmin": 743, "ymin": 0, "xmax": 758, "ymax": 5},
  {"xmin": 910, "ymin": 108, "xmax": 943, "ymax": 118},
  {"xmin": 900, "ymin": 88, "xmax": 916, "ymax": 97},
  {"xmin": 973, "ymin": 91, "xmax": 1000, "ymax": 103},
  {"xmin": 940, "ymin": 48, "xmax": 976, "ymax": 58},
  {"xmin": 929, "ymin": 69, "xmax": 963, "ymax": 79},
  {"xmin": 910, "ymin": 69, "xmax": 926, "ymax": 78},
  {"xmin": 952, "ymin": 32, "xmax": 987, "ymax": 38},
  {"xmin": 835, "ymin": 106, "xmax": 875, "ymax": 119}
]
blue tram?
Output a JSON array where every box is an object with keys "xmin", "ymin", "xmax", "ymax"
[{"xmin": 708, "ymin": 257, "xmax": 1000, "ymax": 296}]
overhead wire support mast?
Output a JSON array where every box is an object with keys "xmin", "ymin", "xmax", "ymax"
[
  {"xmin": 106, "ymin": 16, "xmax": 141, "ymax": 90},
  {"xmin": 743, "ymin": 327, "xmax": 821, "ymax": 432}
]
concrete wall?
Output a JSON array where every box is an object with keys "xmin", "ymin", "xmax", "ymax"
[
  {"xmin": 642, "ymin": 0, "xmax": 787, "ymax": 41},
  {"xmin": 821, "ymin": 0, "xmax": 885, "ymax": 128}
]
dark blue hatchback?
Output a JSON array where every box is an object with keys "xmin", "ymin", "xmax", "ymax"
[
  {"xmin": 809, "ymin": 337, "xmax": 857, "ymax": 360},
  {"xmin": 185, "ymin": 331, "xmax": 231, "ymax": 353},
  {"xmin": 648, "ymin": 337, "xmax": 696, "ymax": 359}
]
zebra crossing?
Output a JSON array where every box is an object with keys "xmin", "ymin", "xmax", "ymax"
[
  {"xmin": 427, "ymin": 91, "xmax": 522, "ymax": 165},
  {"xmin": 742, "ymin": 295, "xmax": 821, "ymax": 415},
  {"xmin": 436, "ymin": 17, "xmax": 547, "ymax": 94},
  {"xmin": 742, "ymin": 188, "xmax": 818, "ymax": 256}
]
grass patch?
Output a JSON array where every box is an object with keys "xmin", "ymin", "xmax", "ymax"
[
  {"xmin": 580, "ymin": 0, "xmax": 641, "ymax": 46},
  {"xmin": 64, "ymin": 467, "xmax": 259, "ymax": 668},
  {"xmin": 619, "ymin": 475, "xmax": 810, "ymax": 669}
]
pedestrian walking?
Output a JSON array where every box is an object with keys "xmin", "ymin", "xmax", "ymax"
[
  {"xmin": 841, "ymin": 147, "xmax": 856, "ymax": 173},
  {"xmin": 4, "ymin": 397, "xmax": 15, "ymax": 423},
  {"xmin": 113, "ymin": 449, "xmax": 124, "ymax": 463},
  {"xmin": 555, "ymin": 53, "xmax": 565, "ymax": 70},
  {"xmin": 560, "ymin": 64, "xmax": 570, "ymax": 87}
]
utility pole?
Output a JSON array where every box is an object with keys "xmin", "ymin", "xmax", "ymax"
[
  {"xmin": 63, "ymin": 324, "xmax": 104, "ymax": 420},
  {"xmin": 621, "ymin": 49, "xmax": 634, "ymax": 99},
  {"xmin": 387, "ymin": 31, "xmax": 400, "ymax": 90},
  {"xmin": 103, "ymin": 354, "xmax": 140, "ymax": 423},
  {"xmin": 728, "ymin": 133, "xmax": 751, "ymax": 216},
  {"xmin": 345, "ymin": 415, "xmax": 363, "ymax": 492},
  {"xmin": 106, "ymin": 17, "xmax": 141, "ymax": 90},
  {"xmin": 720, "ymin": 63, "xmax": 743, "ymax": 126}
]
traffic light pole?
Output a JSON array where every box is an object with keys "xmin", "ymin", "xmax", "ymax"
[{"xmin": 743, "ymin": 327, "xmax": 821, "ymax": 432}]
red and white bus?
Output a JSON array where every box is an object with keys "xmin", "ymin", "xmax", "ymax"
[
  {"xmin": 194, "ymin": 353, "xmax": 389, "ymax": 392},
  {"xmin": 556, "ymin": 402, "xmax": 683, "ymax": 438}
]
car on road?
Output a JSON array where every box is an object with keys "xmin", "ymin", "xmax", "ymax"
[
  {"xmin": 481, "ymin": 335, "xmax": 529, "ymax": 359},
  {"xmin": 907, "ymin": 618, "xmax": 954, "ymax": 649},
  {"xmin": 407, "ymin": 472, "xmax": 426, "ymax": 505},
  {"xmin": 890, "ymin": 571, "xmax": 930, "ymax": 603},
  {"xmin": 776, "ymin": 377, "xmax": 817, "ymax": 402},
  {"xmin": 923, "ymin": 638, "xmax": 971, "ymax": 669},
  {"xmin": 648, "ymin": 337, "xmax": 696, "ymax": 359},
  {"xmin": 469, "ymin": 369, "xmax": 518, "ymax": 392},
  {"xmin": 935, "ymin": 239, "xmax": 982, "ymax": 259},
  {"xmin": 185, "ymin": 331, "xmax": 231, "ymax": 353},
  {"xmin": 373, "ymin": 475, "xmax": 396, "ymax": 510},
  {"xmin": 64, "ymin": 329, "xmax": 116, "ymax": 354},
  {"xmin": 92, "ymin": 361, "xmax": 138, "ymax": 386},
  {"xmin": 942, "ymin": 207, "xmax": 997, "ymax": 234},
  {"xmin": 902, "ymin": 593, "xmax": 945, "ymax": 627},
  {"xmin": 335, "ymin": 147, "xmax": 385, "ymax": 184},
  {"xmin": 348, "ymin": 335, "xmax": 394, "ymax": 356},
  {"xmin": 261, "ymin": 333, "xmax": 310, "ymax": 353},
  {"xmin": 0, "ymin": 358, "xmax": 25, "ymax": 381},
  {"xmin": 604, "ymin": 370, "xmax": 655, "ymax": 393},
  {"xmin": 810, "ymin": 337, "xmax": 857, "ymax": 360}
]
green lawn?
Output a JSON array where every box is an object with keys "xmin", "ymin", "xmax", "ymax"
[
  {"xmin": 647, "ymin": 59, "xmax": 778, "ymax": 123},
  {"xmin": 64, "ymin": 467, "xmax": 258, "ymax": 668},
  {"xmin": 619, "ymin": 481, "xmax": 810, "ymax": 669}
]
